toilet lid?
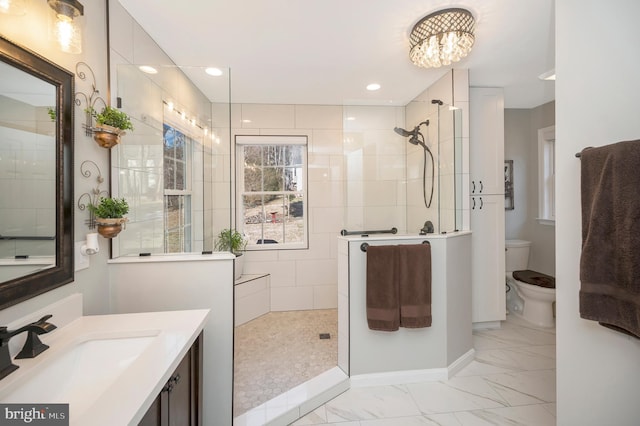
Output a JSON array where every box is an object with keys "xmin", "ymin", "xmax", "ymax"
[{"xmin": 513, "ymin": 269, "xmax": 555, "ymax": 289}]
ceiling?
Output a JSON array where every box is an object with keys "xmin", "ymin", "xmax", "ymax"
[{"xmin": 117, "ymin": 0, "xmax": 555, "ymax": 109}]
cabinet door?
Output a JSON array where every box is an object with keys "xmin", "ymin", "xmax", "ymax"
[
  {"xmin": 138, "ymin": 393, "xmax": 163, "ymax": 426},
  {"xmin": 169, "ymin": 350, "xmax": 194, "ymax": 426},
  {"xmin": 169, "ymin": 334, "xmax": 201, "ymax": 426},
  {"xmin": 139, "ymin": 333, "xmax": 202, "ymax": 426},
  {"xmin": 470, "ymin": 87, "xmax": 505, "ymax": 195},
  {"xmin": 470, "ymin": 195, "xmax": 506, "ymax": 323}
]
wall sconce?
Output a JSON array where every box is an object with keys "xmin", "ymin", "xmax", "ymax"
[
  {"xmin": 47, "ymin": 0, "xmax": 84, "ymax": 54},
  {"xmin": 77, "ymin": 160, "xmax": 108, "ymax": 229},
  {"xmin": 81, "ymin": 233, "xmax": 99, "ymax": 255},
  {"xmin": 0, "ymin": 0, "xmax": 26, "ymax": 15}
]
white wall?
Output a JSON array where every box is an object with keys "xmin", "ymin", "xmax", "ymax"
[
  {"xmin": 0, "ymin": 0, "xmax": 112, "ymax": 322},
  {"xmin": 556, "ymin": 1, "xmax": 640, "ymax": 424},
  {"xmin": 504, "ymin": 102, "xmax": 555, "ymax": 275}
]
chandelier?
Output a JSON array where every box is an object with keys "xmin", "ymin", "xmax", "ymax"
[{"xmin": 409, "ymin": 8, "xmax": 475, "ymax": 69}]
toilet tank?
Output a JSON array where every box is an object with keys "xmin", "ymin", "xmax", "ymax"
[{"xmin": 505, "ymin": 239, "xmax": 531, "ymax": 272}]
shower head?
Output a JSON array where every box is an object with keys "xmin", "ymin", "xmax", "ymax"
[{"xmin": 393, "ymin": 126, "xmax": 415, "ymax": 137}]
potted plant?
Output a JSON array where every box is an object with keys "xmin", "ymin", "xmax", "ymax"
[
  {"xmin": 87, "ymin": 106, "xmax": 134, "ymax": 148},
  {"xmin": 88, "ymin": 197, "xmax": 129, "ymax": 238},
  {"xmin": 214, "ymin": 229, "xmax": 248, "ymax": 280}
]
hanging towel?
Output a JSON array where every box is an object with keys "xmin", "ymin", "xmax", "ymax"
[
  {"xmin": 366, "ymin": 245, "xmax": 400, "ymax": 331},
  {"xmin": 579, "ymin": 140, "xmax": 640, "ymax": 339},
  {"xmin": 398, "ymin": 244, "xmax": 432, "ymax": 328}
]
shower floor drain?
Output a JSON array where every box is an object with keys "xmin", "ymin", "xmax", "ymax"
[{"xmin": 319, "ymin": 333, "xmax": 331, "ymax": 339}]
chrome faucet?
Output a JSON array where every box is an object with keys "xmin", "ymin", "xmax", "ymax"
[{"xmin": 0, "ymin": 314, "xmax": 57, "ymax": 380}]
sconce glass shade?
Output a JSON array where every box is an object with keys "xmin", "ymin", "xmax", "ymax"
[
  {"xmin": 409, "ymin": 8, "xmax": 475, "ymax": 69},
  {"xmin": 47, "ymin": 0, "xmax": 84, "ymax": 54},
  {"xmin": 0, "ymin": 0, "xmax": 26, "ymax": 15}
]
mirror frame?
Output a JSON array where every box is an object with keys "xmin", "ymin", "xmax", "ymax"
[{"xmin": 0, "ymin": 35, "xmax": 74, "ymax": 309}]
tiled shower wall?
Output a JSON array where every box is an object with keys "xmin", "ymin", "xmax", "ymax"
[
  {"xmin": 235, "ymin": 104, "xmax": 406, "ymax": 311},
  {"xmin": 0, "ymin": 98, "xmax": 55, "ymax": 258},
  {"xmin": 237, "ymin": 70, "xmax": 468, "ymax": 311}
]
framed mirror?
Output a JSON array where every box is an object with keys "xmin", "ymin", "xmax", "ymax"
[{"xmin": 0, "ymin": 35, "xmax": 74, "ymax": 309}]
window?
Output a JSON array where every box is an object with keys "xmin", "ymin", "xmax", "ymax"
[
  {"xmin": 538, "ymin": 126, "xmax": 555, "ymax": 225},
  {"xmin": 164, "ymin": 123, "xmax": 192, "ymax": 252},
  {"xmin": 236, "ymin": 135, "xmax": 307, "ymax": 249}
]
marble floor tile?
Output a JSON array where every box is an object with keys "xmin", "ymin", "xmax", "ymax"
[
  {"xmin": 323, "ymin": 385, "xmax": 421, "ymax": 422},
  {"xmin": 359, "ymin": 416, "xmax": 447, "ymax": 425},
  {"xmin": 291, "ymin": 314, "xmax": 557, "ymax": 426},
  {"xmin": 483, "ymin": 369, "xmax": 556, "ymax": 406},
  {"xmin": 473, "ymin": 346, "xmax": 556, "ymax": 372},
  {"xmin": 453, "ymin": 404, "xmax": 556, "ymax": 426},
  {"xmin": 455, "ymin": 359, "xmax": 514, "ymax": 378},
  {"xmin": 473, "ymin": 325, "xmax": 555, "ymax": 350},
  {"xmin": 406, "ymin": 377, "xmax": 508, "ymax": 415}
]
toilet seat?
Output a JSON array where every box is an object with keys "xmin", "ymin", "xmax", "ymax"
[{"xmin": 513, "ymin": 269, "xmax": 555, "ymax": 289}]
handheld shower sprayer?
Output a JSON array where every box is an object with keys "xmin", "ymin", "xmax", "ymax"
[{"xmin": 394, "ymin": 119, "xmax": 435, "ymax": 209}]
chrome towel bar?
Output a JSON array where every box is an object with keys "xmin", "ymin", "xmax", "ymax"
[
  {"xmin": 360, "ymin": 240, "xmax": 430, "ymax": 252},
  {"xmin": 341, "ymin": 227, "xmax": 398, "ymax": 236}
]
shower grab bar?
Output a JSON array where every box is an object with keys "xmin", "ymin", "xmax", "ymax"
[
  {"xmin": 340, "ymin": 227, "xmax": 398, "ymax": 237},
  {"xmin": 360, "ymin": 240, "xmax": 430, "ymax": 252},
  {"xmin": 0, "ymin": 235, "xmax": 55, "ymax": 241}
]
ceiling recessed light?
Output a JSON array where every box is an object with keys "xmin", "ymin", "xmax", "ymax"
[
  {"xmin": 139, "ymin": 65, "xmax": 158, "ymax": 74},
  {"xmin": 366, "ymin": 83, "xmax": 381, "ymax": 91},
  {"xmin": 205, "ymin": 67, "xmax": 223, "ymax": 76},
  {"xmin": 346, "ymin": 116, "xmax": 356, "ymax": 121}
]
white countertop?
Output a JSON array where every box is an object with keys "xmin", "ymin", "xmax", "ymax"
[{"xmin": 0, "ymin": 308, "xmax": 209, "ymax": 426}]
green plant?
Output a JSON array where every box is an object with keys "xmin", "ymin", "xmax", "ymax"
[
  {"xmin": 87, "ymin": 106, "xmax": 134, "ymax": 131},
  {"xmin": 214, "ymin": 229, "xmax": 247, "ymax": 254},
  {"xmin": 88, "ymin": 197, "xmax": 129, "ymax": 219}
]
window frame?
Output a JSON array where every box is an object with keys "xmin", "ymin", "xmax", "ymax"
[
  {"xmin": 235, "ymin": 135, "xmax": 309, "ymax": 251},
  {"xmin": 537, "ymin": 125, "xmax": 555, "ymax": 226},
  {"xmin": 163, "ymin": 121, "xmax": 194, "ymax": 252}
]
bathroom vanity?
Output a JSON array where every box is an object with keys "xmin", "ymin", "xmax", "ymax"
[{"xmin": 0, "ymin": 294, "xmax": 208, "ymax": 426}]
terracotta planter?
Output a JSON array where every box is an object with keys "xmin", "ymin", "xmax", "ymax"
[
  {"xmin": 92, "ymin": 125, "xmax": 126, "ymax": 149},
  {"xmin": 95, "ymin": 217, "xmax": 127, "ymax": 238}
]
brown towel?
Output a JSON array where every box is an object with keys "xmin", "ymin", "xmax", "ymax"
[
  {"xmin": 580, "ymin": 140, "xmax": 640, "ymax": 338},
  {"xmin": 366, "ymin": 245, "xmax": 400, "ymax": 331},
  {"xmin": 398, "ymin": 244, "xmax": 432, "ymax": 328},
  {"xmin": 366, "ymin": 244, "xmax": 432, "ymax": 331}
]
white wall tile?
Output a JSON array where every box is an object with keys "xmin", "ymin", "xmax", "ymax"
[
  {"xmin": 296, "ymin": 105, "xmax": 343, "ymax": 129},
  {"xmin": 313, "ymin": 285, "xmax": 338, "ymax": 309},
  {"xmin": 271, "ymin": 286, "xmax": 314, "ymax": 311},
  {"xmin": 240, "ymin": 104, "xmax": 295, "ymax": 129},
  {"xmin": 295, "ymin": 259, "xmax": 338, "ymax": 287}
]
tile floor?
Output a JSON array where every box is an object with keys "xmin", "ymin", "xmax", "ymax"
[
  {"xmin": 234, "ymin": 309, "xmax": 338, "ymax": 416},
  {"xmin": 292, "ymin": 314, "xmax": 556, "ymax": 425}
]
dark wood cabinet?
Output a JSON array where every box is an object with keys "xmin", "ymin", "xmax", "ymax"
[{"xmin": 139, "ymin": 332, "xmax": 203, "ymax": 426}]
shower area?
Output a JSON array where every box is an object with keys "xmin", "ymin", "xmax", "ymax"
[{"xmin": 111, "ymin": 56, "xmax": 466, "ymax": 423}]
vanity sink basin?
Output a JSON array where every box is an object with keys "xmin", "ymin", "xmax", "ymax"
[
  {"xmin": 0, "ymin": 332, "xmax": 158, "ymax": 415},
  {"xmin": 0, "ymin": 303, "xmax": 209, "ymax": 426}
]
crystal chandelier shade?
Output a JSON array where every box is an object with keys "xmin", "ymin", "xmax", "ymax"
[{"xmin": 409, "ymin": 8, "xmax": 475, "ymax": 69}]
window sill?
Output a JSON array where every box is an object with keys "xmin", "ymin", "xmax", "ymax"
[{"xmin": 536, "ymin": 218, "xmax": 555, "ymax": 226}]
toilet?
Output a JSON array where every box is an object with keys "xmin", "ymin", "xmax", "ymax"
[{"xmin": 505, "ymin": 239, "xmax": 556, "ymax": 328}]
